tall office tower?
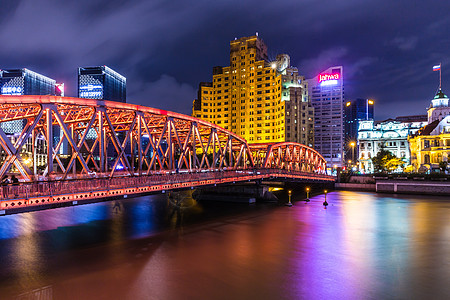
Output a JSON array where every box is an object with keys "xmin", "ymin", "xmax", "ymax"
[
  {"xmin": 307, "ymin": 66, "xmax": 344, "ymax": 170},
  {"xmin": 276, "ymin": 54, "xmax": 314, "ymax": 147},
  {"xmin": 0, "ymin": 68, "xmax": 58, "ymax": 168},
  {"xmin": 0, "ymin": 68, "xmax": 57, "ymax": 134},
  {"xmin": 192, "ymin": 35, "xmax": 285, "ymax": 143},
  {"xmin": 78, "ymin": 65, "xmax": 126, "ymax": 103},
  {"xmin": 344, "ymin": 98, "xmax": 374, "ymax": 162},
  {"xmin": 1, "ymin": 68, "xmax": 56, "ymax": 96}
]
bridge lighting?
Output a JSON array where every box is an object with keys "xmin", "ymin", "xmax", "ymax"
[
  {"xmin": 305, "ymin": 187, "xmax": 310, "ymax": 202},
  {"xmin": 286, "ymin": 190, "xmax": 293, "ymax": 207},
  {"xmin": 323, "ymin": 190, "xmax": 328, "ymax": 206}
]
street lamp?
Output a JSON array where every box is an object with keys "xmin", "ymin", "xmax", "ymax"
[
  {"xmin": 323, "ymin": 190, "xmax": 328, "ymax": 206},
  {"xmin": 305, "ymin": 187, "xmax": 310, "ymax": 202},
  {"xmin": 286, "ymin": 190, "xmax": 293, "ymax": 207},
  {"xmin": 349, "ymin": 141, "xmax": 356, "ymax": 168}
]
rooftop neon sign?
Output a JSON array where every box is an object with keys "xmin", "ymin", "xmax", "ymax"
[{"xmin": 319, "ymin": 73, "xmax": 340, "ymax": 83}]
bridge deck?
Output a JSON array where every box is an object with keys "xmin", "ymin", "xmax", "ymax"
[{"xmin": 0, "ymin": 169, "xmax": 334, "ymax": 214}]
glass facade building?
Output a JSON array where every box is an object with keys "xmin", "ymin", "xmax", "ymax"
[
  {"xmin": 344, "ymin": 98, "xmax": 374, "ymax": 162},
  {"xmin": 1, "ymin": 68, "xmax": 56, "ymax": 96},
  {"xmin": 0, "ymin": 69, "xmax": 56, "ymax": 134},
  {"xmin": 0, "ymin": 68, "xmax": 58, "ymax": 168},
  {"xmin": 78, "ymin": 66, "xmax": 126, "ymax": 103}
]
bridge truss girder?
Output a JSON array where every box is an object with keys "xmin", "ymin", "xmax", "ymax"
[
  {"xmin": 0, "ymin": 96, "xmax": 254, "ymax": 182},
  {"xmin": 250, "ymin": 142, "xmax": 327, "ymax": 174}
]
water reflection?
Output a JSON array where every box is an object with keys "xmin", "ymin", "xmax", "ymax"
[{"xmin": 0, "ymin": 191, "xmax": 449, "ymax": 299}]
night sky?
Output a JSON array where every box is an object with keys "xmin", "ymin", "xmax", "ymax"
[{"xmin": 1, "ymin": 0, "xmax": 449, "ymax": 120}]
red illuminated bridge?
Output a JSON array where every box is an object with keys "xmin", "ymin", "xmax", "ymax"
[{"xmin": 0, "ymin": 95, "xmax": 333, "ymax": 213}]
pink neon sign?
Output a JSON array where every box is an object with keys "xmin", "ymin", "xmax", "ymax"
[{"xmin": 318, "ymin": 73, "xmax": 340, "ymax": 82}]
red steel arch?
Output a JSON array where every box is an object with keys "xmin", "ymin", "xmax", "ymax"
[
  {"xmin": 250, "ymin": 142, "xmax": 327, "ymax": 174},
  {"xmin": 0, "ymin": 96, "xmax": 335, "ymax": 212},
  {"xmin": 0, "ymin": 95, "xmax": 254, "ymax": 182}
]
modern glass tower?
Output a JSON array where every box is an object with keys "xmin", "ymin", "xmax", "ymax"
[
  {"xmin": 1, "ymin": 68, "xmax": 56, "ymax": 96},
  {"xmin": 0, "ymin": 68, "xmax": 57, "ymax": 134},
  {"xmin": 307, "ymin": 66, "xmax": 344, "ymax": 170},
  {"xmin": 344, "ymin": 98, "xmax": 374, "ymax": 162},
  {"xmin": 78, "ymin": 66, "xmax": 126, "ymax": 103},
  {"xmin": 0, "ymin": 68, "xmax": 59, "ymax": 168}
]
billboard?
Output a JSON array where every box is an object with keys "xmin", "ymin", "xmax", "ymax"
[
  {"xmin": 319, "ymin": 73, "xmax": 340, "ymax": 86},
  {"xmin": 79, "ymin": 84, "xmax": 103, "ymax": 98},
  {"xmin": 1, "ymin": 86, "xmax": 23, "ymax": 95}
]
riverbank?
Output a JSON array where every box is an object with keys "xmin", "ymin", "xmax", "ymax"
[{"xmin": 335, "ymin": 179, "xmax": 450, "ymax": 196}]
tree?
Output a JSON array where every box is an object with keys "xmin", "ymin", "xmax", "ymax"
[
  {"xmin": 371, "ymin": 148, "xmax": 397, "ymax": 173},
  {"xmin": 385, "ymin": 157, "xmax": 405, "ymax": 172}
]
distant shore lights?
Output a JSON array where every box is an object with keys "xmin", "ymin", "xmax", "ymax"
[{"xmin": 319, "ymin": 73, "xmax": 340, "ymax": 86}]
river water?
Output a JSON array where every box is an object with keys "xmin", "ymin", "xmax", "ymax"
[{"xmin": 0, "ymin": 190, "xmax": 449, "ymax": 300}]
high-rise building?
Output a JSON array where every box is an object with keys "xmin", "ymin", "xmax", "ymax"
[
  {"xmin": 1, "ymin": 68, "xmax": 56, "ymax": 96},
  {"xmin": 78, "ymin": 65, "xmax": 126, "ymax": 103},
  {"xmin": 307, "ymin": 66, "xmax": 344, "ymax": 169},
  {"xmin": 0, "ymin": 68, "xmax": 57, "ymax": 134},
  {"xmin": 192, "ymin": 35, "xmax": 314, "ymax": 145},
  {"xmin": 276, "ymin": 54, "xmax": 314, "ymax": 147},
  {"xmin": 192, "ymin": 35, "xmax": 284, "ymax": 143},
  {"xmin": 0, "ymin": 68, "xmax": 58, "ymax": 169},
  {"xmin": 344, "ymin": 98, "xmax": 374, "ymax": 163}
]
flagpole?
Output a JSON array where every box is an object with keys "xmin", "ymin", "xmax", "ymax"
[{"xmin": 440, "ymin": 62, "xmax": 442, "ymax": 90}]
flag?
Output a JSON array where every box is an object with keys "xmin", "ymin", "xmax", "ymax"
[{"xmin": 433, "ymin": 64, "xmax": 441, "ymax": 71}]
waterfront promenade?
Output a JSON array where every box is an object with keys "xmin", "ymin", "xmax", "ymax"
[{"xmin": 335, "ymin": 174, "xmax": 450, "ymax": 196}]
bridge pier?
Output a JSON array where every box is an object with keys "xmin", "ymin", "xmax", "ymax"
[
  {"xmin": 192, "ymin": 182, "xmax": 269, "ymax": 203},
  {"xmin": 192, "ymin": 179, "xmax": 335, "ymax": 205}
]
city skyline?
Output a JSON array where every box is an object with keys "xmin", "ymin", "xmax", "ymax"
[{"xmin": 0, "ymin": 0, "xmax": 449, "ymax": 120}]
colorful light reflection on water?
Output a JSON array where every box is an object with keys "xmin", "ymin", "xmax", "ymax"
[{"xmin": 0, "ymin": 191, "xmax": 448, "ymax": 299}]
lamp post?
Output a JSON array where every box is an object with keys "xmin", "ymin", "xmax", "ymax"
[
  {"xmin": 323, "ymin": 190, "xmax": 328, "ymax": 206},
  {"xmin": 286, "ymin": 190, "xmax": 293, "ymax": 207},
  {"xmin": 305, "ymin": 187, "xmax": 310, "ymax": 202},
  {"xmin": 349, "ymin": 141, "xmax": 356, "ymax": 169}
]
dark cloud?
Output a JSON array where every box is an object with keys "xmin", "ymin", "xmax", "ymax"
[{"xmin": 1, "ymin": 0, "xmax": 449, "ymax": 120}]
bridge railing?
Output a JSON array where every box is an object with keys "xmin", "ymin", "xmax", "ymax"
[{"xmin": 0, "ymin": 168, "xmax": 333, "ymax": 202}]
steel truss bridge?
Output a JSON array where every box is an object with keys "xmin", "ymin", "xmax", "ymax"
[{"xmin": 0, "ymin": 95, "xmax": 333, "ymax": 213}]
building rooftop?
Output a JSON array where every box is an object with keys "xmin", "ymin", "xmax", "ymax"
[
  {"xmin": 375, "ymin": 115, "xmax": 427, "ymax": 124},
  {"xmin": 410, "ymin": 119, "xmax": 440, "ymax": 137},
  {"xmin": 434, "ymin": 89, "xmax": 448, "ymax": 99}
]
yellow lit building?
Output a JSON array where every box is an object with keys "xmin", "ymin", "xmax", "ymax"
[
  {"xmin": 409, "ymin": 89, "xmax": 450, "ymax": 172},
  {"xmin": 409, "ymin": 117, "xmax": 450, "ymax": 172},
  {"xmin": 193, "ymin": 35, "xmax": 285, "ymax": 143}
]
